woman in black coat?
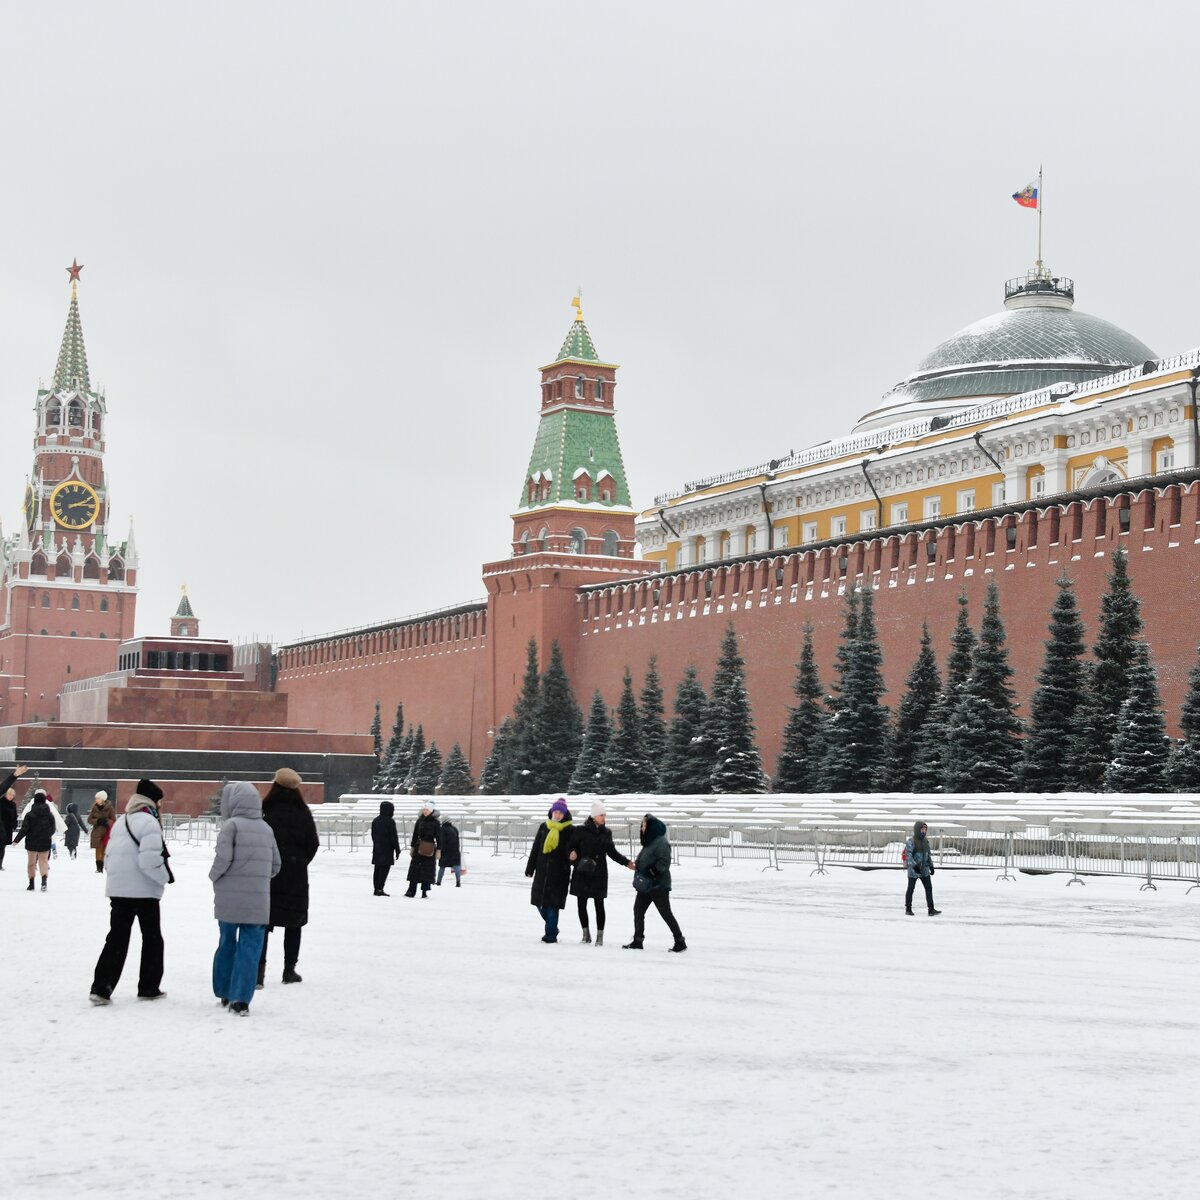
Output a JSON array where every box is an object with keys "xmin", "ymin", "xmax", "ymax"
[
  {"xmin": 63, "ymin": 803, "xmax": 87, "ymax": 858},
  {"xmin": 259, "ymin": 769, "xmax": 320, "ymax": 984},
  {"xmin": 568, "ymin": 800, "xmax": 632, "ymax": 946},
  {"xmin": 525, "ymin": 799, "xmax": 573, "ymax": 943},
  {"xmin": 437, "ymin": 818, "xmax": 462, "ymax": 887},
  {"xmin": 371, "ymin": 800, "xmax": 402, "ymax": 896},
  {"xmin": 405, "ymin": 803, "xmax": 441, "ymax": 898}
]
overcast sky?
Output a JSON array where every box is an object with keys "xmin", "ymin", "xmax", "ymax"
[{"xmin": 0, "ymin": 2, "xmax": 1196, "ymax": 645}]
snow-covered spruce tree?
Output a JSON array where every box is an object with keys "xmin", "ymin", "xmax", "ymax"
[
  {"xmin": 659, "ymin": 665, "xmax": 715, "ymax": 794},
  {"xmin": 438, "ymin": 743, "xmax": 475, "ymax": 795},
  {"xmin": 1105, "ymin": 642, "xmax": 1169, "ymax": 793},
  {"xmin": 774, "ymin": 625, "xmax": 828, "ymax": 793},
  {"xmin": 1066, "ymin": 664, "xmax": 1109, "ymax": 791},
  {"xmin": 374, "ymin": 704, "xmax": 405, "ymax": 792},
  {"xmin": 708, "ymin": 625, "xmax": 768, "ymax": 794},
  {"xmin": 529, "ymin": 641, "xmax": 583, "ymax": 794},
  {"xmin": 912, "ymin": 593, "xmax": 976, "ymax": 791},
  {"xmin": 639, "ymin": 657, "xmax": 667, "ymax": 771},
  {"xmin": 506, "ymin": 638, "xmax": 543, "ymax": 794},
  {"xmin": 946, "ymin": 592, "xmax": 976, "ymax": 693},
  {"xmin": 597, "ymin": 669, "xmax": 658, "ymax": 794},
  {"xmin": 479, "ymin": 719, "xmax": 513, "ymax": 795},
  {"xmin": 403, "ymin": 725, "xmax": 427, "ymax": 792},
  {"xmin": 888, "ymin": 623, "xmax": 940, "ymax": 792},
  {"xmin": 944, "ymin": 583, "xmax": 1022, "ymax": 792},
  {"xmin": 569, "ymin": 689, "xmax": 612, "ymax": 794},
  {"xmin": 1090, "ymin": 547, "xmax": 1145, "ymax": 770},
  {"xmin": 370, "ymin": 701, "xmax": 383, "ymax": 765},
  {"xmin": 1017, "ymin": 576, "xmax": 1087, "ymax": 792},
  {"xmin": 822, "ymin": 589, "xmax": 889, "ymax": 792},
  {"xmin": 1167, "ymin": 645, "xmax": 1200, "ymax": 790},
  {"xmin": 411, "ymin": 742, "xmax": 442, "ymax": 795}
]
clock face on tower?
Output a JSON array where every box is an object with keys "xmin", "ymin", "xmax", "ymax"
[{"xmin": 49, "ymin": 480, "xmax": 100, "ymax": 530}]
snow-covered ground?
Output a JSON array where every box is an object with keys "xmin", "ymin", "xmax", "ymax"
[{"xmin": 5, "ymin": 839, "xmax": 1199, "ymax": 1199}]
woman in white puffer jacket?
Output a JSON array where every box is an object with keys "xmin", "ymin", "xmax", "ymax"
[{"xmin": 89, "ymin": 780, "xmax": 170, "ymax": 1005}]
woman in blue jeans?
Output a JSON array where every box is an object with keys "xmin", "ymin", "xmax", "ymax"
[
  {"xmin": 525, "ymin": 800, "xmax": 572, "ymax": 942},
  {"xmin": 209, "ymin": 782, "xmax": 280, "ymax": 1014}
]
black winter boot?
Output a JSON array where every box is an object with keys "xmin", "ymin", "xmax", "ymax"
[
  {"xmin": 595, "ymin": 930, "xmax": 604, "ymax": 946},
  {"xmin": 256, "ymin": 961, "xmax": 266, "ymax": 991},
  {"xmin": 928, "ymin": 908, "xmax": 942, "ymax": 916},
  {"xmin": 905, "ymin": 907, "xmax": 914, "ymax": 915},
  {"xmin": 40, "ymin": 877, "xmax": 47, "ymax": 891},
  {"xmin": 581, "ymin": 927, "xmax": 592, "ymax": 944},
  {"xmin": 96, "ymin": 861, "xmax": 104, "ymax": 873},
  {"xmin": 26, "ymin": 878, "xmax": 34, "ymax": 891},
  {"xmin": 282, "ymin": 964, "xmax": 302, "ymax": 984},
  {"xmin": 623, "ymin": 939, "xmax": 643, "ymax": 950},
  {"xmin": 669, "ymin": 939, "xmax": 687, "ymax": 953}
]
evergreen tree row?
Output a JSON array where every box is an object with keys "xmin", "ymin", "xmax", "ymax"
[{"xmin": 369, "ymin": 699, "xmax": 476, "ymax": 796}]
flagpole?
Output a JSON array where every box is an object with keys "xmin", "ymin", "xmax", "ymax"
[{"xmin": 1037, "ymin": 164, "xmax": 1044, "ymax": 273}]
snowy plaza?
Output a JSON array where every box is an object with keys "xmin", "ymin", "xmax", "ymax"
[{"xmin": 5, "ymin": 836, "xmax": 1198, "ymax": 1199}]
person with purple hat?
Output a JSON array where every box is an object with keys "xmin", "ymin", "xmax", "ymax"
[{"xmin": 525, "ymin": 798, "xmax": 573, "ymax": 943}]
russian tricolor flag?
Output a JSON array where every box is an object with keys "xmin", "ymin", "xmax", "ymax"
[{"xmin": 1012, "ymin": 181, "xmax": 1039, "ymax": 209}]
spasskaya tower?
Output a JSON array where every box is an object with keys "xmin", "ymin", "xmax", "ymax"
[{"xmin": 0, "ymin": 262, "xmax": 138, "ymax": 724}]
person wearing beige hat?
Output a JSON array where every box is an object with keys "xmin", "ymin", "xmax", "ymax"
[{"xmin": 259, "ymin": 768, "xmax": 320, "ymax": 985}]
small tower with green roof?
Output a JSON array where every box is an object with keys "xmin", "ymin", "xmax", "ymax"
[{"xmin": 512, "ymin": 296, "xmax": 636, "ymax": 559}]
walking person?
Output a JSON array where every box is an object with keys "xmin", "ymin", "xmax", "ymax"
[
  {"xmin": 13, "ymin": 789, "xmax": 57, "ymax": 892},
  {"xmin": 405, "ymin": 802, "xmax": 441, "ymax": 898},
  {"xmin": 525, "ymin": 799, "xmax": 573, "ymax": 943},
  {"xmin": 904, "ymin": 820, "xmax": 941, "ymax": 916},
  {"xmin": 89, "ymin": 783, "xmax": 170, "ymax": 1004},
  {"xmin": 624, "ymin": 814, "xmax": 687, "ymax": 953},
  {"xmin": 88, "ymin": 791, "xmax": 116, "ymax": 873},
  {"xmin": 0, "ymin": 764, "xmax": 25, "ymax": 870},
  {"xmin": 568, "ymin": 800, "xmax": 633, "ymax": 945},
  {"xmin": 209, "ymin": 782, "xmax": 280, "ymax": 1015},
  {"xmin": 64, "ymin": 803, "xmax": 87, "ymax": 860},
  {"xmin": 372, "ymin": 800, "xmax": 402, "ymax": 895},
  {"xmin": 259, "ymin": 768, "xmax": 320, "ymax": 986},
  {"xmin": 437, "ymin": 816, "xmax": 462, "ymax": 887}
]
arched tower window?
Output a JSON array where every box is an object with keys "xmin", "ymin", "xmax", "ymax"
[
  {"xmin": 46, "ymin": 402, "xmax": 61, "ymax": 428},
  {"xmin": 71, "ymin": 594, "xmax": 80, "ymax": 611},
  {"xmin": 100, "ymin": 596, "xmax": 109, "ymax": 612},
  {"xmin": 31, "ymin": 553, "xmax": 47, "ymax": 576},
  {"xmin": 56, "ymin": 552, "xmax": 72, "ymax": 578},
  {"xmin": 108, "ymin": 557, "xmax": 125, "ymax": 582},
  {"xmin": 575, "ymin": 375, "xmax": 585, "ymax": 399},
  {"xmin": 603, "ymin": 530, "xmax": 620, "ymax": 556},
  {"xmin": 570, "ymin": 528, "xmax": 587, "ymax": 554},
  {"xmin": 519, "ymin": 530, "xmax": 531, "ymax": 555},
  {"xmin": 538, "ymin": 526, "xmax": 548, "ymax": 552},
  {"xmin": 41, "ymin": 594, "xmax": 49, "ymax": 608},
  {"xmin": 595, "ymin": 379, "xmax": 603, "ymax": 402},
  {"xmin": 68, "ymin": 400, "xmax": 83, "ymax": 428},
  {"xmin": 83, "ymin": 556, "xmax": 100, "ymax": 581}
]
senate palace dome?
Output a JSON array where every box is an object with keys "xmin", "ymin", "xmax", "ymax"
[{"xmin": 853, "ymin": 268, "xmax": 1158, "ymax": 433}]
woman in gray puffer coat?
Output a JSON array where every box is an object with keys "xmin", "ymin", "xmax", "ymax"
[{"xmin": 209, "ymin": 782, "xmax": 280, "ymax": 1014}]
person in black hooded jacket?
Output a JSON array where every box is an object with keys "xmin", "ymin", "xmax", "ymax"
[
  {"xmin": 259, "ymin": 768, "xmax": 320, "ymax": 985},
  {"xmin": 371, "ymin": 801, "xmax": 401, "ymax": 895},
  {"xmin": 64, "ymin": 802, "xmax": 87, "ymax": 859},
  {"xmin": 567, "ymin": 799, "xmax": 632, "ymax": 945},
  {"xmin": 624, "ymin": 814, "xmax": 686, "ymax": 953},
  {"xmin": 14, "ymin": 789, "xmax": 56, "ymax": 891},
  {"xmin": 405, "ymin": 803, "xmax": 441, "ymax": 898},
  {"xmin": 437, "ymin": 818, "xmax": 462, "ymax": 887}
]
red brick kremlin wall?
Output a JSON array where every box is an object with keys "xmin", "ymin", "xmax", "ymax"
[{"xmin": 278, "ymin": 482, "xmax": 1200, "ymax": 783}]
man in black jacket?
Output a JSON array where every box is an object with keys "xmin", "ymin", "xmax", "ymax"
[{"xmin": 0, "ymin": 764, "xmax": 26, "ymax": 870}]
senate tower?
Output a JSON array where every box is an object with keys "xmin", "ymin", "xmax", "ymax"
[{"xmin": 0, "ymin": 263, "xmax": 138, "ymax": 723}]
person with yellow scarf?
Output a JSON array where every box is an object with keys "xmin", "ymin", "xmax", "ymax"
[{"xmin": 525, "ymin": 799, "xmax": 573, "ymax": 943}]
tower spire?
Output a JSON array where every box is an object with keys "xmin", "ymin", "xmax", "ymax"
[{"xmin": 54, "ymin": 260, "xmax": 90, "ymax": 392}]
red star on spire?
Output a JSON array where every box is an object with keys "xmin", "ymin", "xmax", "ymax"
[{"xmin": 66, "ymin": 258, "xmax": 83, "ymax": 283}]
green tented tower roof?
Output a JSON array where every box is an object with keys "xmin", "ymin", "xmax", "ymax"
[
  {"xmin": 518, "ymin": 408, "xmax": 633, "ymax": 510},
  {"xmin": 53, "ymin": 289, "xmax": 91, "ymax": 392}
]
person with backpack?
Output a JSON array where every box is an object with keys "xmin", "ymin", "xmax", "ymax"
[
  {"xmin": 404, "ymin": 802, "xmax": 441, "ymax": 899},
  {"xmin": 904, "ymin": 820, "xmax": 941, "ymax": 916},
  {"xmin": 89, "ymin": 781, "xmax": 171, "ymax": 1004},
  {"xmin": 624, "ymin": 814, "xmax": 686, "ymax": 953},
  {"xmin": 567, "ymin": 800, "xmax": 633, "ymax": 945},
  {"xmin": 437, "ymin": 816, "xmax": 462, "ymax": 887},
  {"xmin": 210, "ymin": 782, "xmax": 280, "ymax": 1016},
  {"xmin": 371, "ymin": 800, "xmax": 401, "ymax": 895},
  {"xmin": 13, "ymin": 789, "xmax": 57, "ymax": 891}
]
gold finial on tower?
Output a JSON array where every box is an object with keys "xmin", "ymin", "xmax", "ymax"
[{"xmin": 571, "ymin": 288, "xmax": 583, "ymax": 323}]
